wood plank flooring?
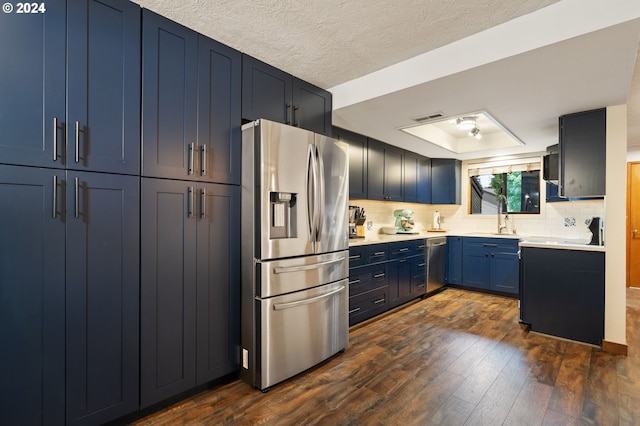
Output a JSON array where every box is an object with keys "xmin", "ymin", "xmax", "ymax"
[{"xmin": 131, "ymin": 288, "xmax": 640, "ymax": 425}]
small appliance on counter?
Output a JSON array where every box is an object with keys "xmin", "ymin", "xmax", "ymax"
[
  {"xmin": 393, "ymin": 209, "xmax": 417, "ymax": 234},
  {"xmin": 586, "ymin": 216, "xmax": 604, "ymax": 245},
  {"xmin": 349, "ymin": 206, "xmax": 366, "ymax": 238}
]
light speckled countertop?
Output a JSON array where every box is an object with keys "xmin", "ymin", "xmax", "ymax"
[{"xmin": 348, "ymin": 230, "xmax": 605, "ymax": 252}]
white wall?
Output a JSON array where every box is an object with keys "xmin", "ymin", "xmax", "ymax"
[
  {"xmin": 628, "ymin": 147, "xmax": 640, "ymax": 162},
  {"xmin": 605, "ymin": 104, "xmax": 627, "ymax": 346}
]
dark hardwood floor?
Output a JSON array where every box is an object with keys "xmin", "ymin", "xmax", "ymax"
[{"xmin": 132, "ymin": 288, "xmax": 640, "ymax": 425}]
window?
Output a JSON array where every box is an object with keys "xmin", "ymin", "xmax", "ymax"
[{"xmin": 468, "ymin": 159, "xmax": 541, "ymax": 215}]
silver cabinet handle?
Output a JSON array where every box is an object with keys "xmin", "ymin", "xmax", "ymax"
[
  {"xmin": 349, "ymin": 307, "xmax": 361, "ymax": 314},
  {"xmin": 74, "ymin": 176, "xmax": 79, "ymax": 218},
  {"xmin": 286, "ymin": 102, "xmax": 292, "ymax": 125},
  {"xmin": 200, "ymin": 144, "xmax": 207, "ymax": 176},
  {"xmin": 200, "ymin": 187, "xmax": 206, "ymax": 218},
  {"xmin": 52, "ymin": 175, "xmax": 58, "ymax": 218},
  {"xmin": 349, "ymin": 254, "xmax": 361, "ymax": 260},
  {"xmin": 399, "ymin": 247, "xmax": 410, "ymax": 252},
  {"xmin": 188, "ymin": 143, "xmax": 194, "ymax": 175},
  {"xmin": 374, "ymin": 273, "xmax": 385, "ymax": 278},
  {"xmin": 188, "ymin": 186, "xmax": 194, "ymax": 218},
  {"xmin": 293, "ymin": 105, "xmax": 299, "ymax": 127},
  {"xmin": 349, "ymin": 279, "xmax": 361, "ymax": 285},
  {"xmin": 273, "ymin": 256, "xmax": 346, "ymax": 274},
  {"xmin": 273, "ymin": 286, "xmax": 345, "ymax": 310},
  {"xmin": 374, "ymin": 298, "xmax": 385, "ymax": 304},
  {"xmin": 75, "ymin": 121, "xmax": 80, "ymax": 163},
  {"xmin": 373, "ymin": 251, "xmax": 386, "ymax": 256},
  {"xmin": 53, "ymin": 117, "xmax": 58, "ymax": 161}
]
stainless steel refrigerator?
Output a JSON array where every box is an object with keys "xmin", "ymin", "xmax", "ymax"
[{"xmin": 240, "ymin": 119, "xmax": 349, "ymax": 390}]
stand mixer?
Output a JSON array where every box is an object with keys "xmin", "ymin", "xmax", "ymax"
[{"xmin": 393, "ymin": 209, "xmax": 417, "ymax": 234}]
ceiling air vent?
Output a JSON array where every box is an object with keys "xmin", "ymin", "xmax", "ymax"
[{"xmin": 412, "ymin": 112, "xmax": 444, "ymax": 123}]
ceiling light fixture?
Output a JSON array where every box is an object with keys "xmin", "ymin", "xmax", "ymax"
[
  {"xmin": 468, "ymin": 127, "xmax": 482, "ymax": 139},
  {"xmin": 455, "ymin": 117, "xmax": 476, "ymax": 130}
]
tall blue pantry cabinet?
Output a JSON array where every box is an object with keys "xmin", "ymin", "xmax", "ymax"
[
  {"xmin": 0, "ymin": 0, "xmax": 141, "ymax": 424},
  {"xmin": 140, "ymin": 10, "xmax": 241, "ymax": 408}
]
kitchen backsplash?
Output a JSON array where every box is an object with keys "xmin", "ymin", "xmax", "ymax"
[{"xmin": 349, "ymin": 198, "xmax": 605, "ymax": 242}]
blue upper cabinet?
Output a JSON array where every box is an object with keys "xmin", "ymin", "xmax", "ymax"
[
  {"xmin": 198, "ymin": 37, "xmax": 242, "ymax": 185},
  {"xmin": 142, "ymin": 10, "xmax": 198, "ymax": 180},
  {"xmin": 67, "ymin": 0, "xmax": 141, "ymax": 174},
  {"xmin": 292, "ymin": 77, "xmax": 332, "ymax": 136},
  {"xmin": 0, "ymin": 0, "xmax": 140, "ymax": 173},
  {"xmin": 333, "ymin": 127, "xmax": 368, "ymax": 199},
  {"xmin": 559, "ymin": 108, "xmax": 606, "ymax": 198},
  {"xmin": 0, "ymin": 0, "xmax": 65, "ymax": 168},
  {"xmin": 431, "ymin": 158, "xmax": 461, "ymax": 204},
  {"xmin": 242, "ymin": 54, "xmax": 333, "ymax": 136},
  {"xmin": 367, "ymin": 138, "xmax": 404, "ymax": 201},
  {"xmin": 142, "ymin": 10, "xmax": 241, "ymax": 184}
]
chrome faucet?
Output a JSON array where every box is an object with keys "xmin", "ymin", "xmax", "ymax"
[{"xmin": 497, "ymin": 194, "xmax": 508, "ymax": 234}]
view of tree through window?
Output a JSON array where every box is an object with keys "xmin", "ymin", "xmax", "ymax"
[{"xmin": 470, "ymin": 171, "xmax": 540, "ymax": 214}]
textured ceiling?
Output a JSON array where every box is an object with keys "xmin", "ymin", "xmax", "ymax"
[
  {"xmin": 131, "ymin": 0, "xmax": 560, "ymax": 88},
  {"xmin": 131, "ymin": 0, "xmax": 640, "ymax": 156}
]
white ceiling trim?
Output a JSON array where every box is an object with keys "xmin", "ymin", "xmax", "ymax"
[{"xmin": 330, "ymin": 0, "xmax": 640, "ymax": 111}]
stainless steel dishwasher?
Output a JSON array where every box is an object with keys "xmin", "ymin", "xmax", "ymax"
[{"xmin": 426, "ymin": 237, "xmax": 447, "ymax": 294}]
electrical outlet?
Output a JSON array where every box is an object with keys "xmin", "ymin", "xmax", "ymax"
[
  {"xmin": 367, "ymin": 221, "xmax": 373, "ymax": 231},
  {"xmin": 242, "ymin": 349, "xmax": 248, "ymax": 369}
]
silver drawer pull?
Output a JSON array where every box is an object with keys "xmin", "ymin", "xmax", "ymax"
[
  {"xmin": 373, "ymin": 273, "xmax": 385, "ymax": 278},
  {"xmin": 349, "ymin": 255, "xmax": 361, "ymax": 260},
  {"xmin": 373, "ymin": 251, "xmax": 385, "ymax": 256},
  {"xmin": 349, "ymin": 307, "xmax": 361, "ymax": 314},
  {"xmin": 374, "ymin": 298, "xmax": 385, "ymax": 304},
  {"xmin": 418, "ymin": 262, "xmax": 426, "ymax": 267},
  {"xmin": 274, "ymin": 256, "xmax": 345, "ymax": 274},
  {"xmin": 349, "ymin": 279, "xmax": 361, "ymax": 285},
  {"xmin": 273, "ymin": 286, "xmax": 345, "ymax": 310}
]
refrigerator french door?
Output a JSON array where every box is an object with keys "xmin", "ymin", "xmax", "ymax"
[{"xmin": 240, "ymin": 119, "xmax": 349, "ymax": 390}]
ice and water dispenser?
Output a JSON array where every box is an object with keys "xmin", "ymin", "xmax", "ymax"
[{"xmin": 270, "ymin": 192, "xmax": 297, "ymax": 239}]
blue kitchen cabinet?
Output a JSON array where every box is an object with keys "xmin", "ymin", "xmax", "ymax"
[
  {"xmin": 490, "ymin": 248, "xmax": 519, "ymax": 293},
  {"xmin": 462, "ymin": 237, "xmax": 519, "ymax": 295},
  {"xmin": 367, "ymin": 139, "xmax": 404, "ymax": 202},
  {"xmin": 66, "ymin": 0, "xmax": 141, "ymax": 175},
  {"xmin": 197, "ymin": 36, "xmax": 242, "ymax": 185},
  {"xmin": 546, "ymin": 181, "xmax": 568, "ymax": 202},
  {"xmin": 242, "ymin": 55, "xmax": 332, "ymax": 136},
  {"xmin": 0, "ymin": 167, "xmax": 140, "ymax": 425},
  {"xmin": 520, "ymin": 247, "xmax": 604, "ymax": 345},
  {"xmin": 431, "ymin": 158, "xmax": 461, "ymax": 204},
  {"xmin": 462, "ymin": 239, "xmax": 492, "ymax": 290},
  {"xmin": 388, "ymin": 241, "xmax": 416, "ymax": 308},
  {"xmin": 141, "ymin": 178, "xmax": 240, "ymax": 407},
  {"xmin": 334, "ymin": 127, "xmax": 368, "ymax": 199},
  {"xmin": 142, "ymin": 10, "xmax": 198, "ymax": 181},
  {"xmin": 0, "ymin": 0, "xmax": 65, "ymax": 168},
  {"xmin": 559, "ymin": 108, "xmax": 606, "ymax": 197},
  {"xmin": 417, "ymin": 156, "xmax": 432, "ymax": 204},
  {"xmin": 0, "ymin": 0, "xmax": 140, "ymax": 174},
  {"xmin": 404, "ymin": 153, "xmax": 432, "ymax": 204},
  {"xmin": 65, "ymin": 172, "xmax": 140, "ymax": 425},
  {"xmin": 445, "ymin": 236, "xmax": 463, "ymax": 285},
  {"xmin": 411, "ymin": 255, "xmax": 427, "ymax": 297},
  {"xmin": 0, "ymin": 166, "xmax": 66, "ymax": 425},
  {"xmin": 142, "ymin": 10, "xmax": 242, "ymax": 184}
]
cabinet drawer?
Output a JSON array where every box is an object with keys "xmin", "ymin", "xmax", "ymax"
[
  {"xmin": 365, "ymin": 243, "xmax": 389, "ymax": 263},
  {"xmin": 349, "ymin": 286, "xmax": 388, "ymax": 326},
  {"xmin": 414, "ymin": 239, "xmax": 427, "ymax": 255},
  {"xmin": 389, "ymin": 241, "xmax": 414, "ymax": 259},
  {"xmin": 412, "ymin": 256, "xmax": 426, "ymax": 276},
  {"xmin": 348, "ymin": 246, "xmax": 366, "ymax": 268},
  {"xmin": 412, "ymin": 274, "xmax": 426, "ymax": 295},
  {"xmin": 348, "ymin": 264, "xmax": 387, "ymax": 297}
]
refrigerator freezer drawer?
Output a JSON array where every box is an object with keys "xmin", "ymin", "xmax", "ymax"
[
  {"xmin": 256, "ymin": 250, "xmax": 348, "ymax": 298},
  {"xmin": 255, "ymin": 280, "xmax": 348, "ymax": 390}
]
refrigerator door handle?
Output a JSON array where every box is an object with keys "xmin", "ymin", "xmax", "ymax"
[
  {"xmin": 315, "ymin": 146, "xmax": 325, "ymax": 242},
  {"xmin": 272, "ymin": 256, "xmax": 346, "ymax": 274},
  {"xmin": 272, "ymin": 286, "xmax": 345, "ymax": 310},
  {"xmin": 306, "ymin": 145, "xmax": 317, "ymax": 243}
]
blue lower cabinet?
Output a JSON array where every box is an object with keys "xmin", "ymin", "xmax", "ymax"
[
  {"xmin": 445, "ymin": 236, "xmax": 462, "ymax": 284},
  {"xmin": 388, "ymin": 259, "xmax": 412, "ymax": 308},
  {"xmin": 462, "ymin": 237, "xmax": 519, "ymax": 295}
]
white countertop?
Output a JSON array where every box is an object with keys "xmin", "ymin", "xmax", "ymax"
[{"xmin": 348, "ymin": 230, "xmax": 605, "ymax": 252}]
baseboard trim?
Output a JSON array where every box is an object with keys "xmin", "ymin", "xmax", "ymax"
[{"xmin": 602, "ymin": 340, "xmax": 628, "ymax": 355}]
